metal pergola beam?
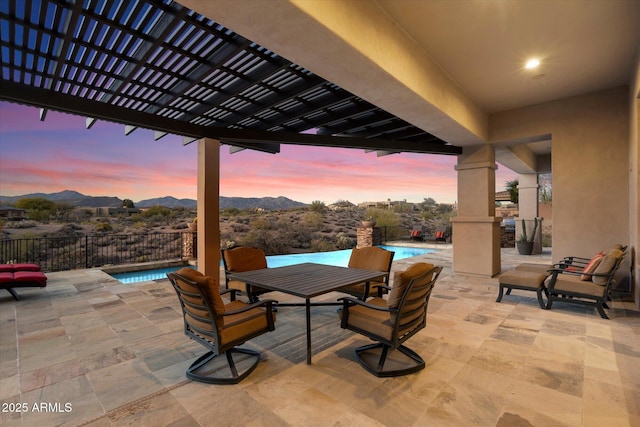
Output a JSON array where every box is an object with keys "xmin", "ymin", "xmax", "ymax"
[{"xmin": 0, "ymin": 81, "xmax": 461, "ymax": 155}]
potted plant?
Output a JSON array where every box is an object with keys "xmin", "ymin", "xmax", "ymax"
[
  {"xmin": 516, "ymin": 218, "xmax": 538, "ymax": 255},
  {"xmin": 361, "ymin": 217, "xmax": 377, "ymax": 227},
  {"xmin": 187, "ymin": 217, "xmax": 198, "ymax": 231}
]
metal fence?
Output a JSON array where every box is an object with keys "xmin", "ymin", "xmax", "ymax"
[{"xmin": 0, "ymin": 232, "xmax": 186, "ymax": 272}]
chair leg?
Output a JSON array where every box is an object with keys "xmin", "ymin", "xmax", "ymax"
[
  {"xmin": 186, "ymin": 348, "xmax": 261, "ymax": 384},
  {"xmin": 354, "ymin": 343, "xmax": 425, "ymax": 377},
  {"xmin": 535, "ymin": 288, "xmax": 546, "ymax": 309},
  {"xmin": 596, "ymin": 303, "xmax": 610, "ymax": 319},
  {"xmin": 496, "ymin": 285, "xmax": 505, "ymax": 302}
]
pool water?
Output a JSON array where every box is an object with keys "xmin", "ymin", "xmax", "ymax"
[{"xmin": 110, "ymin": 245, "xmax": 435, "ymax": 284}]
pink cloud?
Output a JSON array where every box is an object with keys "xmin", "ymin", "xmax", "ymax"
[{"xmin": 1, "ymin": 101, "xmax": 518, "ymax": 204}]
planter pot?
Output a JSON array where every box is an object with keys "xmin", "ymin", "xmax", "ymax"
[
  {"xmin": 516, "ymin": 241, "xmax": 534, "ymax": 255},
  {"xmin": 187, "ymin": 223, "xmax": 197, "ymax": 231},
  {"xmin": 361, "ymin": 220, "xmax": 376, "ymax": 227}
]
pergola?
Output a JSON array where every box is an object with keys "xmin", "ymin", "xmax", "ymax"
[{"xmin": 0, "ymin": 0, "xmax": 460, "ymax": 157}]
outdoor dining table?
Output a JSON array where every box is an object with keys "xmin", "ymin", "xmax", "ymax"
[{"xmin": 227, "ymin": 262, "xmax": 387, "ymax": 365}]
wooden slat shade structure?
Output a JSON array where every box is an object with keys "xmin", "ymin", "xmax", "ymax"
[{"xmin": 0, "ymin": 0, "xmax": 461, "ymax": 156}]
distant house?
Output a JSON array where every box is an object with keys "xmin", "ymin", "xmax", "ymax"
[
  {"xmin": 93, "ymin": 207, "xmax": 140, "ymax": 217},
  {"xmin": 0, "ymin": 207, "xmax": 27, "ymax": 221}
]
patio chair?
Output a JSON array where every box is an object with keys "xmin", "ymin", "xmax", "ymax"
[
  {"xmin": 167, "ymin": 268, "xmax": 276, "ymax": 384},
  {"xmin": 432, "ymin": 225, "xmax": 451, "ymax": 243},
  {"xmin": 340, "ymin": 246, "xmax": 395, "ymax": 300},
  {"xmin": 545, "ymin": 246, "xmax": 626, "ymax": 319},
  {"xmin": 339, "ymin": 262, "xmax": 442, "ymax": 377},
  {"xmin": 222, "ymin": 246, "xmax": 271, "ymax": 303},
  {"xmin": 410, "ymin": 225, "xmax": 424, "ymax": 241}
]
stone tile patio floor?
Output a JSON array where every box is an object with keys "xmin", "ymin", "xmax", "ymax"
[{"xmin": 1, "ymin": 246, "xmax": 638, "ymax": 426}]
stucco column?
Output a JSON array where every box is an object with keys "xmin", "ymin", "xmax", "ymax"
[
  {"xmin": 517, "ymin": 173, "xmax": 539, "ymax": 219},
  {"xmin": 197, "ymin": 138, "xmax": 221, "ymax": 278},
  {"xmin": 451, "ymin": 145, "xmax": 501, "ymax": 276},
  {"xmin": 516, "ymin": 173, "xmax": 543, "ymax": 254}
]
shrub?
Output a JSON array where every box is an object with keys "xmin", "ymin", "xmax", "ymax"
[
  {"xmin": 303, "ymin": 212, "xmax": 323, "ymax": 230},
  {"xmin": 310, "ymin": 238, "xmax": 335, "ymax": 252},
  {"xmin": 309, "ymin": 200, "xmax": 326, "ymax": 212},
  {"xmin": 335, "ymin": 232, "xmax": 354, "ymax": 249},
  {"xmin": 95, "ymin": 222, "xmax": 113, "ymax": 233}
]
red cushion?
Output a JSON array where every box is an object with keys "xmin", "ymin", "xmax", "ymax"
[
  {"xmin": 12, "ymin": 263, "xmax": 41, "ymax": 271},
  {"xmin": 0, "ymin": 272, "xmax": 14, "ymax": 283},
  {"xmin": 12, "ymin": 271, "xmax": 47, "ymax": 285}
]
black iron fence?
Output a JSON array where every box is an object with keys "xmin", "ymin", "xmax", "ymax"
[{"xmin": 0, "ymin": 232, "xmax": 186, "ymax": 272}]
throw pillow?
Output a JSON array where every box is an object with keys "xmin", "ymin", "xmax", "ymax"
[
  {"xmin": 592, "ymin": 249, "xmax": 624, "ymax": 285},
  {"xmin": 580, "ymin": 252, "xmax": 604, "ymax": 281}
]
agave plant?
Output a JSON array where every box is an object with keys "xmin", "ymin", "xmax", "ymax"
[{"xmin": 518, "ymin": 218, "xmax": 538, "ymax": 243}]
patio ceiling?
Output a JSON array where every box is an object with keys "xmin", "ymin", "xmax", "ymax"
[{"xmin": 0, "ymin": 0, "xmax": 461, "ymax": 156}]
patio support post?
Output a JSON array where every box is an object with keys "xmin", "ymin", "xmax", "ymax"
[
  {"xmin": 451, "ymin": 144, "xmax": 501, "ymax": 276},
  {"xmin": 196, "ymin": 138, "xmax": 221, "ymax": 278},
  {"xmin": 516, "ymin": 173, "xmax": 543, "ymax": 254}
]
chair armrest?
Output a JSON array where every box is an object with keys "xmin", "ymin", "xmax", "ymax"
[
  {"xmin": 338, "ymin": 297, "xmax": 394, "ymax": 313},
  {"xmin": 222, "ymin": 298, "xmax": 278, "ymax": 316},
  {"xmin": 221, "ymin": 288, "xmax": 240, "ymax": 301}
]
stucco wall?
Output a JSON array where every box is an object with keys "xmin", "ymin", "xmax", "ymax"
[
  {"xmin": 630, "ymin": 49, "xmax": 640, "ymax": 307},
  {"xmin": 490, "ymin": 88, "xmax": 630, "ymax": 269}
]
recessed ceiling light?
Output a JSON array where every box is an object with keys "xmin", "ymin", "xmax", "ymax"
[{"xmin": 525, "ymin": 59, "xmax": 540, "ymax": 69}]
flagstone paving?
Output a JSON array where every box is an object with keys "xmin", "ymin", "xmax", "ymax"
[{"xmin": 1, "ymin": 246, "xmax": 638, "ymax": 426}]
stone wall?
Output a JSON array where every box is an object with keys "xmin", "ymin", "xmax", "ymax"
[
  {"xmin": 183, "ymin": 231, "xmax": 197, "ymax": 259},
  {"xmin": 356, "ymin": 227, "xmax": 382, "ymax": 248}
]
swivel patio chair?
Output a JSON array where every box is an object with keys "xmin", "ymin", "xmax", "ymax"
[
  {"xmin": 222, "ymin": 246, "xmax": 272, "ymax": 303},
  {"xmin": 545, "ymin": 246, "xmax": 626, "ymax": 319},
  {"xmin": 339, "ymin": 262, "xmax": 442, "ymax": 377},
  {"xmin": 167, "ymin": 268, "xmax": 276, "ymax": 384},
  {"xmin": 340, "ymin": 246, "xmax": 394, "ymax": 300}
]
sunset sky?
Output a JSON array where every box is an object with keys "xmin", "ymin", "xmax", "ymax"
[{"xmin": 0, "ymin": 101, "xmax": 517, "ymax": 205}]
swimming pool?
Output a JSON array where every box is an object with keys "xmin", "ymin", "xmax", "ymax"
[{"xmin": 110, "ymin": 245, "xmax": 435, "ymax": 284}]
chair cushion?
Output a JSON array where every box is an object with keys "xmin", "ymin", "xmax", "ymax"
[
  {"xmin": 175, "ymin": 268, "xmax": 225, "ymax": 329},
  {"xmin": 348, "ymin": 246, "xmax": 393, "ymax": 271},
  {"xmin": 514, "ymin": 263, "xmax": 552, "ymax": 275},
  {"xmin": 0, "ymin": 264, "xmax": 14, "ymax": 272},
  {"xmin": 220, "ymin": 300, "xmax": 272, "ymax": 344},
  {"xmin": 499, "ymin": 270, "xmax": 547, "ymax": 288},
  {"xmin": 224, "ymin": 247, "xmax": 267, "ymax": 272},
  {"xmin": 341, "ymin": 297, "xmax": 393, "ymax": 341},
  {"xmin": 591, "ymin": 248, "xmax": 624, "ymax": 285},
  {"xmin": 552, "ymin": 274, "xmax": 607, "ymax": 298},
  {"xmin": 0, "ymin": 272, "xmax": 14, "ymax": 283},
  {"xmin": 389, "ymin": 262, "xmax": 435, "ymax": 308},
  {"xmin": 11, "ymin": 271, "xmax": 47, "ymax": 286},
  {"xmin": 12, "ymin": 263, "xmax": 42, "ymax": 271},
  {"xmin": 580, "ymin": 252, "xmax": 604, "ymax": 281}
]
